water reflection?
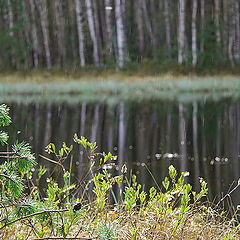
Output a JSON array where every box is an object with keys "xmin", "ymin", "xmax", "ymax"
[{"xmin": 5, "ymin": 99, "xmax": 240, "ymax": 206}]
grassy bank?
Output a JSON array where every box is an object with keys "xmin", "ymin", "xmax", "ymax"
[{"xmin": 0, "ymin": 71, "xmax": 240, "ymax": 103}]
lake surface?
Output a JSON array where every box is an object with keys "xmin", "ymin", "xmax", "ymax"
[{"xmin": 3, "ymin": 96, "xmax": 240, "ymax": 207}]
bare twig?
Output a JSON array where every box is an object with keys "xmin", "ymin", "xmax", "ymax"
[{"xmin": 0, "ymin": 209, "xmax": 68, "ymax": 230}]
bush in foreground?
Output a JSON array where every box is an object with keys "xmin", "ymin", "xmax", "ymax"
[{"xmin": 0, "ymin": 104, "xmax": 239, "ymax": 240}]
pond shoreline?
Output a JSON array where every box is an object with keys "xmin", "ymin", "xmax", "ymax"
[{"xmin": 0, "ymin": 75, "xmax": 240, "ymax": 103}]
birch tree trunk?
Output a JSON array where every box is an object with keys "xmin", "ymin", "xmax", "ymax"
[
  {"xmin": 164, "ymin": 0, "xmax": 171, "ymax": 57},
  {"xmin": 75, "ymin": 0, "xmax": 85, "ymax": 67},
  {"xmin": 85, "ymin": 0, "xmax": 100, "ymax": 66},
  {"xmin": 54, "ymin": 0, "xmax": 66, "ymax": 67},
  {"xmin": 200, "ymin": 0, "xmax": 205, "ymax": 52},
  {"xmin": 178, "ymin": 0, "xmax": 186, "ymax": 64},
  {"xmin": 104, "ymin": 0, "xmax": 113, "ymax": 57},
  {"xmin": 192, "ymin": 0, "xmax": 198, "ymax": 66},
  {"xmin": 214, "ymin": 0, "xmax": 221, "ymax": 47},
  {"xmin": 35, "ymin": 0, "xmax": 52, "ymax": 69},
  {"xmin": 115, "ymin": 0, "xmax": 126, "ymax": 68},
  {"xmin": 29, "ymin": 0, "xmax": 39, "ymax": 68}
]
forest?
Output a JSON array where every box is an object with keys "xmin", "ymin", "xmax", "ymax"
[{"xmin": 0, "ymin": 0, "xmax": 240, "ymax": 70}]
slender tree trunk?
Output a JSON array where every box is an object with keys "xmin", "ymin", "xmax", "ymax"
[
  {"xmin": 192, "ymin": 0, "xmax": 198, "ymax": 66},
  {"xmin": 229, "ymin": 2, "xmax": 235, "ymax": 67},
  {"xmin": 29, "ymin": 0, "xmax": 39, "ymax": 68},
  {"xmin": 135, "ymin": 1, "xmax": 144, "ymax": 57},
  {"xmin": 233, "ymin": 2, "xmax": 240, "ymax": 62},
  {"xmin": 164, "ymin": 0, "xmax": 171, "ymax": 57},
  {"xmin": 92, "ymin": 0, "xmax": 102, "ymax": 63},
  {"xmin": 104, "ymin": 0, "xmax": 113, "ymax": 57},
  {"xmin": 75, "ymin": 0, "xmax": 86, "ymax": 67},
  {"xmin": 54, "ymin": 0, "xmax": 66, "ymax": 67},
  {"xmin": 223, "ymin": 0, "xmax": 228, "ymax": 56},
  {"xmin": 7, "ymin": 0, "xmax": 15, "ymax": 67},
  {"xmin": 178, "ymin": 0, "xmax": 186, "ymax": 64},
  {"xmin": 35, "ymin": 0, "xmax": 52, "ymax": 69},
  {"xmin": 115, "ymin": 0, "xmax": 126, "ymax": 68},
  {"xmin": 85, "ymin": 0, "xmax": 100, "ymax": 66},
  {"xmin": 141, "ymin": 0, "xmax": 157, "ymax": 48},
  {"xmin": 214, "ymin": 0, "xmax": 221, "ymax": 47},
  {"xmin": 200, "ymin": 0, "xmax": 205, "ymax": 53}
]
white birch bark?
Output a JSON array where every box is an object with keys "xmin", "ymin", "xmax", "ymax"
[
  {"xmin": 178, "ymin": 0, "xmax": 186, "ymax": 64},
  {"xmin": 192, "ymin": 0, "xmax": 198, "ymax": 66},
  {"xmin": 85, "ymin": 0, "xmax": 100, "ymax": 66},
  {"xmin": 115, "ymin": 0, "xmax": 126, "ymax": 68},
  {"xmin": 29, "ymin": 0, "xmax": 39, "ymax": 68},
  {"xmin": 200, "ymin": 0, "xmax": 205, "ymax": 53},
  {"xmin": 164, "ymin": 0, "xmax": 171, "ymax": 57},
  {"xmin": 75, "ymin": 0, "xmax": 86, "ymax": 67},
  {"xmin": 54, "ymin": 0, "xmax": 66, "ymax": 66},
  {"xmin": 104, "ymin": 0, "xmax": 113, "ymax": 56},
  {"xmin": 214, "ymin": 0, "xmax": 221, "ymax": 47},
  {"xmin": 35, "ymin": 0, "xmax": 52, "ymax": 69}
]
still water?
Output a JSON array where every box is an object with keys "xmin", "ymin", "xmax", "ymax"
[{"xmin": 5, "ymin": 98, "xmax": 240, "ymax": 207}]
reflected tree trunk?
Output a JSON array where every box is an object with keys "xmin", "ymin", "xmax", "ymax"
[
  {"xmin": 193, "ymin": 102, "xmax": 199, "ymax": 190},
  {"xmin": 91, "ymin": 104, "xmax": 100, "ymax": 144},
  {"xmin": 43, "ymin": 104, "xmax": 52, "ymax": 146},
  {"xmin": 118, "ymin": 103, "xmax": 126, "ymax": 168},
  {"xmin": 179, "ymin": 103, "xmax": 187, "ymax": 172}
]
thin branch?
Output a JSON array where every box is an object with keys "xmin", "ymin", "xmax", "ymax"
[{"xmin": 0, "ymin": 209, "xmax": 68, "ymax": 230}]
